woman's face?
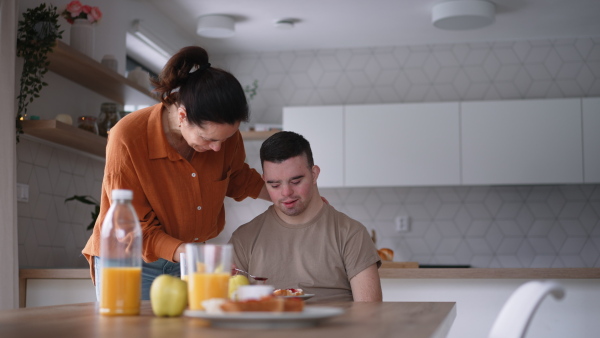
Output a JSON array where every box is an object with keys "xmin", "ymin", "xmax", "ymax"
[{"xmin": 179, "ymin": 108, "xmax": 240, "ymax": 152}]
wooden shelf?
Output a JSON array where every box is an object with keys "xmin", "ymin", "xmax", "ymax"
[
  {"xmin": 21, "ymin": 120, "xmax": 107, "ymax": 158},
  {"xmin": 21, "ymin": 120, "xmax": 278, "ymax": 158},
  {"xmin": 240, "ymin": 130, "xmax": 279, "ymax": 140},
  {"xmin": 47, "ymin": 40, "xmax": 158, "ymax": 106}
]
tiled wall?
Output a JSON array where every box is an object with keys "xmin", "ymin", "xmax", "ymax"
[
  {"xmin": 17, "ymin": 36, "xmax": 600, "ymax": 268},
  {"xmin": 17, "ymin": 138, "xmax": 104, "ymax": 268},
  {"xmin": 216, "ymin": 37, "xmax": 600, "ymax": 128}
]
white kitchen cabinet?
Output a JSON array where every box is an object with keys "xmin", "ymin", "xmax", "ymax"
[
  {"xmin": 382, "ymin": 278, "xmax": 600, "ymax": 338},
  {"xmin": 283, "ymin": 106, "xmax": 344, "ymax": 187},
  {"xmin": 461, "ymin": 98, "xmax": 583, "ymax": 185},
  {"xmin": 583, "ymin": 98, "xmax": 600, "ymax": 183},
  {"xmin": 344, "ymin": 103, "xmax": 460, "ymax": 187}
]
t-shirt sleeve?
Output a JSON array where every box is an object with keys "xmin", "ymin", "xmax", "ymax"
[{"xmin": 343, "ymin": 221, "xmax": 382, "ymax": 280}]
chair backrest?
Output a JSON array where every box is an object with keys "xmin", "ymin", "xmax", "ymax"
[{"xmin": 488, "ymin": 280, "xmax": 565, "ymax": 338}]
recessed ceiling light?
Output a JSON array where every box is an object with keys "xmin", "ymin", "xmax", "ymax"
[
  {"xmin": 197, "ymin": 15, "xmax": 235, "ymax": 38},
  {"xmin": 274, "ymin": 19, "xmax": 295, "ymax": 30},
  {"xmin": 432, "ymin": 0, "xmax": 496, "ymax": 30}
]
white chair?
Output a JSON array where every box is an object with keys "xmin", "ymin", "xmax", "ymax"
[{"xmin": 488, "ymin": 280, "xmax": 565, "ymax": 338}]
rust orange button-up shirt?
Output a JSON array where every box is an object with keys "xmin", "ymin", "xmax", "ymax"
[{"xmin": 82, "ymin": 103, "xmax": 264, "ymax": 280}]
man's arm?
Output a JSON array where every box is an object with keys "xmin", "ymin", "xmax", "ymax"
[{"xmin": 350, "ymin": 263, "xmax": 382, "ymax": 301}]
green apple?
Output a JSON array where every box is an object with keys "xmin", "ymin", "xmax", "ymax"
[
  {"xmin": 150, "ymin": 274, "xmax": 188, "ymax": 317},
  {"xmin": 229, "ymin": 274, "xmax": 250, "ymax": 299}
]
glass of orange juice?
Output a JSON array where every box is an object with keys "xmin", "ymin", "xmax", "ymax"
[{"xmin": 185, "ymin": 244, "xmax": 232, "ymax": 311}]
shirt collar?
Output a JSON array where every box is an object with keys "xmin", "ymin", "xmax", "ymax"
[{"xmin": 147, "ymin": 103, "xmax": 174, "ymax": 160}]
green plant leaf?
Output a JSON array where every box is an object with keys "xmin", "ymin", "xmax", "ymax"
[
  {"xmin": 65, "ymin": 195, "xmax": 99, "ymax": 205},
  {"xmin": 16, "ymin": 3, "xmax": 62, "ymax": 143},
  {"xmin": 66, "ymin": 195, "xmax": 100, "ymax": 230}
]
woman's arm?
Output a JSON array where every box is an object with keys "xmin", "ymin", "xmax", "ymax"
[{"xmin": 257, "ymin": 185, "xmax": 271, "ymax": 201}]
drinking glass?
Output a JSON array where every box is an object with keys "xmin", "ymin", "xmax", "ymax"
[
  {"xmin": 185, "ymin": 244, "xmax": 232, "ymax": 310},
  {"xmin": 179, "ymin": 252, "xmax": 187, "ymax": 281}
]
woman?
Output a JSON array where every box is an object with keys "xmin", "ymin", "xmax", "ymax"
[{"xmin": 82, "ymin": 46, "xmax": 269, "ymax": 300}]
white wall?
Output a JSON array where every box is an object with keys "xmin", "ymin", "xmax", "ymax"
[
  {"xmin": 0, "ymin": 0, "xmax": 19, "ymax": 310},
  {"xmin": 382, "ymin": 278, "xmax": 600, "ymax": 338}
]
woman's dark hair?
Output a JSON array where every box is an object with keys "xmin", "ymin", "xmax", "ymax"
[
  {"xmin": 260, "ymin": 131, "xmax": 314, "ymax": 169},
  {"xmin": 152, "ymin": 46, "xmax": 249, "ymax": 126}
]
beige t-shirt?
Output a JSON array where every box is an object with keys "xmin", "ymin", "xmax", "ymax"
[{"xmin": 229, "ymin": 203, "xmax": 381, "ymax": 302}]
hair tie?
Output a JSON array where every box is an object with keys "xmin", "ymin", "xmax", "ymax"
[{"xmin": 189, "ymin": 63, "xmax": 211, "ymax": 74}]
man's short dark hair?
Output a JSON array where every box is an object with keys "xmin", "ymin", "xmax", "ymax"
[{"xmin": 260, "ymin": 131, "xmax": 314, "ymax": 169}]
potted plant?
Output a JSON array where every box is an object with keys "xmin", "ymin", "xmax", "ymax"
[
  {"xmin": 65, "ymin": 195, "xmax": 100, "ymax": 230},
  {"xmin": 244, "ymin": 79, "xmax": 259, "ymax": 101},
  {"xmin": 16, "ymin": 3, "xmax": 63, "ymax": 142}
]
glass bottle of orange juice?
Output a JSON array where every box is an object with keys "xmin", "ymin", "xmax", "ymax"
[{"xmin": 99, "ymin": 189, "xmax": 142, "ymax": 316}]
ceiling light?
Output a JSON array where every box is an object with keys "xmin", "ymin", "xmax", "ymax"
[
  {"xmin": 432, "ymin": 0, "xmax": 495, "ymax": 30},
  {"xmin": 197, "ymin": 15, "xmax": 235, "ymax": 38},
  {"xmin": 274, "ymin": 19, "xmax": 294, "ymax": 30},
  {"xmin": 128, "ymin": 20, "xmax": 175, "ymax": 73}
]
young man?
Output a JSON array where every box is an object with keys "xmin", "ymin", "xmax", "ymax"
[{"xmin": 229, "ymin": 131, "xmax": 382, "ymax": 302}]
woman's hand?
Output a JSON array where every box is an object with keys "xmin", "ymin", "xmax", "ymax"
[{"xmin": 173, "ymin": 244, "xmax": 186, "ymax": 262}]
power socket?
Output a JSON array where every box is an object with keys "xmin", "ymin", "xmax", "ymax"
[
  {"xmin": 395, "ymin": 215, "xmax": 410, "ymax": 232},
  {"xmin": 17, "ymin": 183, "xmax": 29, "ymax": 203}
]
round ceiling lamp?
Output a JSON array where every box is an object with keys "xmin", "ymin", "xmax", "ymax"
[
  {"xmin": 197, "ymin": 15, "xmax": 235, "ymax": 38},
  {"xmin": 432, "ymin": 0, "xmax": 495, "ymax": 30}
]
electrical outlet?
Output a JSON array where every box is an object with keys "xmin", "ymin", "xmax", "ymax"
[
  {"xmin": 17, "ymin": 183, "xmax": 29, "ymax": 203},
  {"xmin": 395, "ymin": 215, "xmax": 410, "ymax": 232}
]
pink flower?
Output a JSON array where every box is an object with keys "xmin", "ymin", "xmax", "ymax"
[
  {"xmin": 61, "ymin": 1, "xmax": 102, "ymax": 25},
  {"xmin": 88, "ymin": 7, "xmax": 103, "ymax": 23},
  {"xmin": 66, "ymin": 1, "xmax": 83, "ymax": 17}
]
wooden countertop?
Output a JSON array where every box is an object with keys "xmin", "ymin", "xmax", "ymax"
[
  {"xmin": 0, "ymin": 301, "xmax": 456, "ymax": 338},
  {"xmin": 379, "ymin": 267, "xmax": 600, "ymax": 279}
]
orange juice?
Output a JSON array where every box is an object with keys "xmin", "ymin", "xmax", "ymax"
[
  {"xmin": 188, "ymin": 272, "xmax": 230, "ymax": 310},
  {"xmin": 100, "ymin": 267, "xmax": 141, "ymax": 316}
]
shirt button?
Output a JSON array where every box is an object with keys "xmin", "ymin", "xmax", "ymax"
[
  {"xmin": 197, "ymin": 206, "xmax": 202, "ymax": 210},
  {"xmin": 194, "ymin": 238, "xmax": 199, "ymax": 241},
  {"xmin": 191, "ymin": 173, "xmax": 197, "ymax": 177}
]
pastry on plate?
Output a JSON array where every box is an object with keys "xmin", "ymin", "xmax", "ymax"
[{"xmin": 273, "ymin": 288, "xmax": 304, "ymax": 296}]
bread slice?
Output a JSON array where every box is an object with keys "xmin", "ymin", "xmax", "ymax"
[{"xmin": 220, "ymin": 296, "xmax": 304, "ymax": 312}]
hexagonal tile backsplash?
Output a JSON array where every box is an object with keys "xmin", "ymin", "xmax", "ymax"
[
  {"xmin": 215, "ymin": 37, "xmax": 600, "ymax": 127},
  {"xmin": 17, "ymin": 36, "xmax": 600, "ymax": 268}
]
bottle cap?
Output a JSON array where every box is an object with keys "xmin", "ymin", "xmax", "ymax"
[{"xmin": 111, "ymin": 189, "xmax": 133, "ymax": 200}]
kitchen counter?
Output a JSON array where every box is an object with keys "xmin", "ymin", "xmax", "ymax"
[
  {"xmin": 0, "ymin": 301, "xmax": 456, "ymax": 338},
  {"xmin": 20, "ymin": 265, "xmax": 600, "ymax": 282},
  {"xmin": 20, "ymin": 265, "xmax": 598, "ymax": 307},
  {"xmin": 378, "ymin": 264, "xmax": 600, "ymax": 279}
]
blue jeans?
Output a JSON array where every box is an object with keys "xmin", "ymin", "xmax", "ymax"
[{"xmin": 94, "ymin": 257, "xmax": 181, "ymax": 301}]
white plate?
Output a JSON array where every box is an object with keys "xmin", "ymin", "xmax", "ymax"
[
  {"xmin": 184, "ymin": 306, "xmax": 345, "ymax": 329},
  {"xmin": 280, "ymin": 293, "xmax": 315, "ymax": 300}
]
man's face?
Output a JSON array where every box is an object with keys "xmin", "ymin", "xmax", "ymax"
[{"xmin": 262, "ymin": 154, "xmax": 318, "ymax": 217}]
